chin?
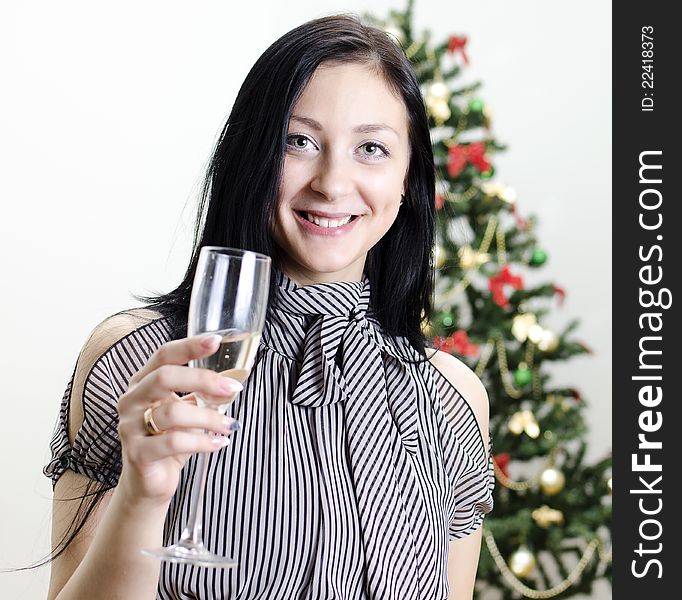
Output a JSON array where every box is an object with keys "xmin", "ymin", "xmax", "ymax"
[{"xmin": 282, "ymin": 252, "xmax": 366, "ymax": 283}]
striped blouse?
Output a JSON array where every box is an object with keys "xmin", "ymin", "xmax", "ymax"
[{"xmin": 45, "ymin": 271, "xmax": 494, "ymax": 600}]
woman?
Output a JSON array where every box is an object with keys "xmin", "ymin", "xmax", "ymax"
[{"xmin": 45, "ymin": 14, "xmax": 493, "ymax": 600}]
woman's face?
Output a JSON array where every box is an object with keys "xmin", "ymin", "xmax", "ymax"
[{"xmin": 272, "ymin": 62, "xmax": 411, "ymax": 286}]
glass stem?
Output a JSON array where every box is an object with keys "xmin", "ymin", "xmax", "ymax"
[{"xmin": 180, "ymin": 450, "xmax": 209, "ymax": 546}]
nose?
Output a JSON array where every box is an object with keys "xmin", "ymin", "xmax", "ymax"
[{"xmin": 309, "ymin": 152, "xmax": 355, "ymax": 202}]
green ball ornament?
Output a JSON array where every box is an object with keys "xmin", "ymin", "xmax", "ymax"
[
  {"xmin": 468, "ymin": 98, "xmax": 485, "ymax": 114},
  {"xmin": 529, "ymin": 248, "xmax": 548, "ymax": 266},
  {"xmin": 480, "ymin": 166, "xmax": 495, "ymax": 180},
  {"xmin": 441, "ymin": 312, "xmax": 455, "ymax": 328},
  {"xmin": 513, "ymin": 366, "xmax": 532, "ymax": 387}
]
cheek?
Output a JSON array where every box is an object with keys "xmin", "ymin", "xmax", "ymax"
[{"xmin": 366, "ymin": 170, "xmax": 405, "ymax": 211}]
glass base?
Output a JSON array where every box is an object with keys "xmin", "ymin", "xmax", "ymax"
[{"xmin": 141, "ymin": 540, "xmax": 238, "ymax": 568}]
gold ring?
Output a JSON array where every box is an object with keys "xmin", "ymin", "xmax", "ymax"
[{"xmin": 143, "ymin": 406, "xmax": 164, "ymax": 436}]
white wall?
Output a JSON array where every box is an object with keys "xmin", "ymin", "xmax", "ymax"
[{"xmin": 0, "ymin": 1, "xmax": 610, "ymax": 598}]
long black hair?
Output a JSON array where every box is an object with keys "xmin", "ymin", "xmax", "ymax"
[
  {"xmin": 45, "ymin": 14, "xmax": 436, "ymax": 566},
  {"xmin": 144, "ymin": 13, "xmax": 436, "ymax": 353}
]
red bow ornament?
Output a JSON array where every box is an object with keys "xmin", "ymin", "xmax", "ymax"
[
  {"xmin": 448, "ymin": 35, "xmax": 469, "ymax": 65},
  {"xmin": 447, "ymin": 142, "xmax": 492, "ymax": 178},
  {"xmin": 488, "ymin": 265, "xmax": 524, "ymax": 308}
]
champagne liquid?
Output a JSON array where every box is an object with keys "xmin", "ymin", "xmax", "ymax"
[{"xmin": 192, "ymin": 330, "xmax": 260, "ymax": 406}]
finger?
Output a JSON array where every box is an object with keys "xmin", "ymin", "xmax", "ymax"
[
  {"xmin": 130, "ymin": 334, "xmax": 222, "ymax": 385},
  {"xmin": 131, "ymin": 364, "xmax": 243, "ymax": 405},
  {"xmin": 149, "ymin": 402, "xmax": 241, "ymax": 436},
  {"xmin": 138, "ymin": 431, "xmax": 232, "ymax": 461}
]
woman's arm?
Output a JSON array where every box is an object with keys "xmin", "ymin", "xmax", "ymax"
[
  {"xmin": 428, "ymin": 349, "xmax": 490, "ymax": 600},
  {"xmin": 48, "ymin": 471, "xmax": 167, "ymax": 600},
  {"xmin": 48, "ymin": 317, "xmax": 242, "ymax": 600}
]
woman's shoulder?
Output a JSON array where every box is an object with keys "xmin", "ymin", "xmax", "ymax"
[
  {"xmin": 65, "ymin": 308, "xmax": 171, "ymax": 443},
  {"xmin": 426, "ymin": 349, "xmax": 490, "ymax": 453},
  {"xmin": 79, "ymin": 308, "xmax": 169, "ymax": 369}
]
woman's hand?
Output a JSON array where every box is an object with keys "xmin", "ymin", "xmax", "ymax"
[{"xmin": 115, "ymin": 334, "xmax": 242, "ymax": 506}]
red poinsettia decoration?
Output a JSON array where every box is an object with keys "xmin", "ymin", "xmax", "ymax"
[
  {"xmin": 447, "ymin": 142, "xmax": 492, "ymax": 178},
  {"xmin": 448, "ymin": 35, "xmax": 469, "ymax": 64},
  {"xmin": 494, "ymin": 453, "xmax": 510, "ymax": 477},
  {"xmin": 435, "ymin": 193, "xmax": 444, "ymax": 209},
  {"xmin": 433, "ymin": 329, "xmax": 480, "ymax": 358},
  {"xmin": 488, "ymin": 265, "xmax": 524, "ymax": 308}
]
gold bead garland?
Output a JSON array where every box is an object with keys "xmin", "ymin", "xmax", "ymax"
[
  {"xmin": 436, "ymin": 216, "xmax": 498, "ymax": 303},
  {"xmin": 495, "ymin": 221, "xmax": 507, "ymax": 265},
  {"xmin": 484, "ymin": 528, "xmax": 608, "ymax": 599},
  {"xmin": 495, "ymin": 334, "xmax": 523, "ymax": 399},
  {"xmin": 443, "ymin": 185, "xmax": 477, "ymax": 203},
  {"xmin": 474, "ymin": 338, "xmax": 494, "ymax": 377},
  {"xmin": 493, "ymin": 448, "xmax": 560, "ymax": 491},
  {"xmin": 493, "ymin": 458, "xmax": 536, "ymax": 491}
]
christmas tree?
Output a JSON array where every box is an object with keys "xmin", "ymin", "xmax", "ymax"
[{"xmin": 367, "ymin": 2, "xmax": 612, "ymax": 598}]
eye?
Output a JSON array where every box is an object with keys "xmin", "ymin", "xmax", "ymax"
[
  {"xmin": 286, "ymin": 134, "xmax": 316, "ymax": 152},
  {"xmin": 358, "ymin": 142, "xmax": 390, "ymax": 159}
]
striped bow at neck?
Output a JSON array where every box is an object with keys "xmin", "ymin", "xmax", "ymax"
[
  {"xmin": 271, "ymin": 271, "xmax": 373, "ymax": 408},
  {"xmin": 265, "ymin": 269, "xmax": 441, "ymax": 599}
]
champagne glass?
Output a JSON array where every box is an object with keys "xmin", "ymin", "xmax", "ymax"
[{"xmin": 143, "ymin": 246, "xmax": 271, "ymax": 567}]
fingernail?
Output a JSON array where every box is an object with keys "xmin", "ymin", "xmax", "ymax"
[
  {"xmin": 212, "ymin": 435, "xmax": 231, "ymax": 447},
  {"xmin": 201, "ymin": 334, "xmax": 222, "ymax": 349},
  {"xmin": 223, "ymin": 417, "xmax": 241, "ymax": 432},
  {"xmin": 219, "ymin": 378, "xmax": 243, "ymax": 394}
]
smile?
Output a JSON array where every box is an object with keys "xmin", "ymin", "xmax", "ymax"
[
  {"xmin": 303, "ymin": 212, "xmax": 355, "ymax": 228},
  {"xmin": 293, "ymin": 210, "xmax": 361, "ymax": 236}
]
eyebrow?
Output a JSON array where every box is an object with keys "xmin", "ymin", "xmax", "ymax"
[{"xmin": 290, "ymin": 115, "xmax": 400, "ymax": 137}]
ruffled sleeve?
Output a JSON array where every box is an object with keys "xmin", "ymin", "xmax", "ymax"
[
  {"xmin": 448, "ymin": 431, "xmax": 494, "ymax": 539},
  {"xmin": 44, "ymin": 315, "xmax": 172, "ymax": 487},
  {"xmin": 427, "ymin": 362, "xmax": 495, "ymax": 540},
  {"xmin": 44, "ymin": 348, "xmax": 125, "ymax": 487}
]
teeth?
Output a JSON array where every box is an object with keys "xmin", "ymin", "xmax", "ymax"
[{"xmin": 306, "ymin": 212, "xmax": 352, "ymax": 228}]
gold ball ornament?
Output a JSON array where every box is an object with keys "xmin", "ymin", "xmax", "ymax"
[
  {"xmin": 512, "ymin": 313, "xmax": 538, "ymax": 342},
  {"xmin": 537, "ymin": 329, "xmax": 559, "ymax": 352},
  {"xmin": 425, "ymin": 82, "xmax": 452, "ymax": 125},
  {"xmin": 525, "ymin": 419, "xmax": 541, "ymax": 440},
  {"xmin": 429, "ymin": 100, "xmax": 451, "ymax": 124},
  {"xmin": 458, "ymin": 245, "xmax": 491, "ymax": 270},
  {"xmin": 526, "ymin": 323, "xmax": 559, "ymax": 353},
  {"xmin": 540, "ymin": 466, "xmax": 566, "ymax": 495},
  {"xmin": 509, "ymin": 545, "xmax": 536, "ymax": 578},
  {"xmin": 507, "ymin": 410, "xmax": 540, "ymax": 438},
  {"xmin": 426, "ymin": 81, "xmax": 450, "ymax": 103}
]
